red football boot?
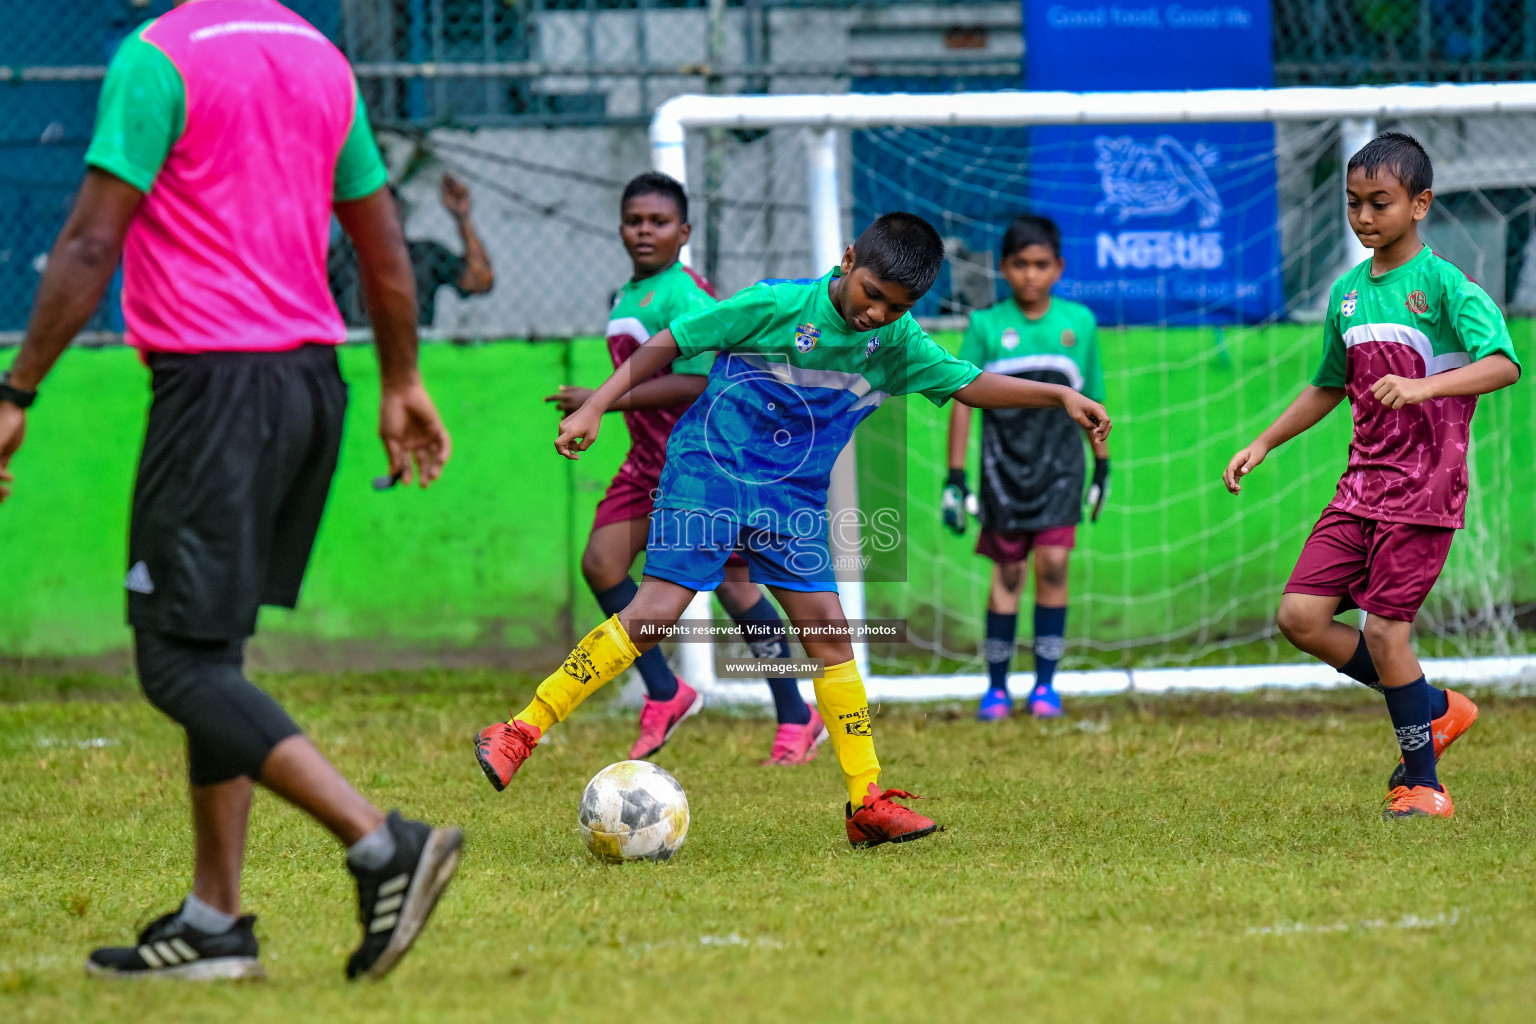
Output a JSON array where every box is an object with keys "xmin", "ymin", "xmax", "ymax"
[
  {"xmin": 1382, "ymin": 784, "xmax": 1454, "ymax": 820},
  {"xmin": 474, "ymin": 719, "xmax": 541, "ymax": 791},
  {"xmin": 1387, "ymin": 689, "xmax": 1478, "ymax": 790},
  {"xmin": 845, "ymin": 784, "xmax": 941, "ymax": 848}
]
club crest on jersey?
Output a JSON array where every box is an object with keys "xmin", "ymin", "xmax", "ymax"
[
  {"xmin": 864, "ymin": 334, "xmax": 881, "ymax": 358},
  {"xmin": 794, "ymin": 322, "xmax": 820, "ymax": 353},
  {"xmin": 1341, "ymin": 290, "xmax": 1357, "ymax": 317},
  {"xmin": 1001, "ymin": 328, "xmax": 1020, "ymax": 350},
  {"xmin": 639, "ymin": 290, "xmax": 656, "ymax": 308},
  {"xmin": 1060, "ymin": 328, "xmax": 1077, "ymax": 348},
  {"xmin": 1406, "ymin": 290, "xmax": 1429, "ymax": 315}
]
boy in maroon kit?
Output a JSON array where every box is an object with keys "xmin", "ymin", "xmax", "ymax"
[{"xmin": 1224, "ymin": 133, "xmax": 1520, "ymax": 820}]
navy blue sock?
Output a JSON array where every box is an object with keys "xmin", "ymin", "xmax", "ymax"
[
  {"xmin": 733, "ymin": 595, "xmax": 811, "ymax": 726},
  {"xmin": 1430, "ymin": 685, "xmax": 1449, "ymax": 720},
  {"xmin": 1383, "ymin": 676, "xmax": 1441, "ymax": 791},
  {"xmin": 1033, "ymin": 604, "xmax": 1068, "ymax": 693},
  {"xmin": 1342, "ymin": 633, "xmax": 1448, "ymax": 716},
  {"xmin": 984, "ymin": 610, "xmax": 1017, "ymax": 695},
  {"xmin": 1339, "ymin": 633, "xmax": 1384, "ymax": 693},
  {"xmin": 593, "ymin": 578, "xmax": 677, "ymax": 701}
]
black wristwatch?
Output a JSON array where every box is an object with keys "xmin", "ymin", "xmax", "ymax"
[{"xmin": 0, "ymin": 371, "xmax": 37, "ymax": 409}]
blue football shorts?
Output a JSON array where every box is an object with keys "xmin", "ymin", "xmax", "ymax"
[{"xmin": 642, "ymin": 506, "xmax": 839, "ymax": 593}]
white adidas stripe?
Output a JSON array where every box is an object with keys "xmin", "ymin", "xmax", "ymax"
[
  {"xmin": 375, "ymin": 894, "xmax": 404, "ymax": 914},
  {"xmin": 369, "ymin": 912, "xmax": 399, "ymax": 934},
  {"xmin": 170, "ymin": 938, "xmax": 199, "ymax": 962},
  {"xmin": 138, "ymin": 944, "xmax": 163, "ymax": 969},
  {"xmin": 379, "ymin": 873, "xmax": 410, "ymax": 897}
]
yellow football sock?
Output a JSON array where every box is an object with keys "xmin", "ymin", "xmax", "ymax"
[
  {"xmin": 814, "ymin": 659, "xmax": 881, "ymax": 807},
  {"xmin": 514, "ymin": 615, "xmax": 639, "ymax": 733}
]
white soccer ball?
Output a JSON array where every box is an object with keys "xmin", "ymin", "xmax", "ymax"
[{"xmin": 578, "ymin": 760, "xmax": 690, "ymax": 863}]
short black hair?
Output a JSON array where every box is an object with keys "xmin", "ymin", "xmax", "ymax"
[
  {"xmin": 1001, "ymin": 213, "xmax": 1061, "ymax": 260},
  {"xmin": 850, "ymin": 212, "xmax": 945, "ymax": 296},
  {"xmin": 1347, "ymin": 131, "xmax": 1433, "ymax": 196},
  {"xmin": 621, "ymin": 171, "xmax": 688, "ymax": 223}
]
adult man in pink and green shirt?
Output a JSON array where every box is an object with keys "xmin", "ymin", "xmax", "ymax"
[{"xmin": 0, "ymin": 0, "xmax": 460, "ymax": 981}]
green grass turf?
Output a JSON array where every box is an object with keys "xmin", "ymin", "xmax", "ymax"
[{"xmin": 4, "ymin": 671, "xmax": 1536, "ymax": 1023}]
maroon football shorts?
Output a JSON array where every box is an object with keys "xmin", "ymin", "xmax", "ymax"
[
  {"xmin": 1284, "ymin": 506, "xmax": 1454, "ymax": 621},
  {"xmin": 592, "ymin": 467, "xmax": 657, "ymax": 531},
  {"xmin": 975, "ymin": 524, "xmax": 1077, "ymax": 565}
]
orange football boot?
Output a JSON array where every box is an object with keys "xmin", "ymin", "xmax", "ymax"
[
  {"xmin": 1388, "ymin": 689, "xmax": 1478, "ymax": 790},
  {"xmin": 1383, "ymin": 784, "xmax": 1454, "ymax": 820}
]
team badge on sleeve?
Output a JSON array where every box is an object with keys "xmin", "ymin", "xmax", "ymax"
[
  {"xmin": 794, "ymin": 323, "xmax": 820, "ymax": 353},
  {"xmin": 1001, "ymin": 328, "xmax": 1020, "ymax": 350},
  {"xmin": 1341, "ymin": 289, "xmax": 1357, "ymax": 317}
]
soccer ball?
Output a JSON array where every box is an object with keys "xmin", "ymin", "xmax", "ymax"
[{"xmin": 578, "ymin": 760, "xmax": 690, "ymax": 863}]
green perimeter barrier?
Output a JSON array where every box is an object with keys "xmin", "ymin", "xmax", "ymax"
[{"xmin": 3, "ymin": 323, "xmax": 1532, "ymax": 667}]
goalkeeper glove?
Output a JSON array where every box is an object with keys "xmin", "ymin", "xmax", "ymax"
[
  {"xmin": 1086, "ymin": 457, "xmax": 1110, "ymax": 523},
  {"xmin": 941, "ymin": 468, "xmax": 971, "ymax": 536}
]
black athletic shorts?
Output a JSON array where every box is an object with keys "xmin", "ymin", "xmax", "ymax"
[{"xmin": 127, "ymin": 344, "xmax": 348, "ymax": 641}]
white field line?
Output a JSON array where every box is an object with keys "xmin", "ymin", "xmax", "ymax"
[{"xmin": 702, "ymin": 657, "xmax": 1536, "ymax": 707}]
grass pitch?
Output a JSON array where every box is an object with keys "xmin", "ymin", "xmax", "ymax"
[{"xmin": 4, "ymin": 669, "xmax": 1536, "ymax": 1023}]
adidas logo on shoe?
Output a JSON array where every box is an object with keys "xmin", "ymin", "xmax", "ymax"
[{"xmin": 368, "ymin": 873, "xmax": 410, "ymax": 934}]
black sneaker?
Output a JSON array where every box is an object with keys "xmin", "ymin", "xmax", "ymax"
[
  {"xmin": 86, "ymin": 905, "xmax": 264, "ymax": 980},
  {"xmin": 346, "ymin": 811, "xmax": 463, "ymax": 980}
]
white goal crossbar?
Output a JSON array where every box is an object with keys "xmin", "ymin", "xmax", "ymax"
[{"xmin": 649, "ymin": 82, "xmax": 1536, "ymax": 699}]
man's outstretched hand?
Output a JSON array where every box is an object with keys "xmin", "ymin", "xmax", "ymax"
[
  {"xmin": 0, "ymin": 403, "xmax": 26, "ymax": 503},
  {"xmin": 380, "ymin": 378, "xmax": 451, "ymax": 487}
]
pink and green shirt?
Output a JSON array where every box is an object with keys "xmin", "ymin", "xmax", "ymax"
[{"xmin": 85, "ymin": 0, "xmax": 387, "ymax": 354}]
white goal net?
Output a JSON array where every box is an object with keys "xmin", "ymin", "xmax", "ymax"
[{"xmin": 650, "ymin": 85, "xmax": 1536, "ymax": 694}]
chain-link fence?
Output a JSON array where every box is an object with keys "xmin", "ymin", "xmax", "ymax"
[{"xmin": 3, "ymin": 2, "xmax": 1536, "ymax": 339}]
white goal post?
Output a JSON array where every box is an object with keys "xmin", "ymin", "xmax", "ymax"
[{"xmin": 650, "ymin": 83, "xmax": 1536, "ymax": 701}]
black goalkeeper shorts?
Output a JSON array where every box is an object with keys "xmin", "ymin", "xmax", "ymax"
[{"xmin": 127, "ymin": 344, "xmax": 348, "ymax": 641}]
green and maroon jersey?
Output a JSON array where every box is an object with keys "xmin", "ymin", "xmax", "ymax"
[
  {"xmin": 1313, "ymin": 247, "xmax": 1520, "ymax": 529},
  {"xmin": 606, "ymin": 261, "xmax": 717, "ymax": 483}
]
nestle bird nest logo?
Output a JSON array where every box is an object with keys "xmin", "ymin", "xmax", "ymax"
[
  {"xmin": 1093, "ymin": 135, "xmax": 1222, "ymax": 229},
  {"xmin": 794, "ymin": 322, "xmax": 820, "ymax": 353},
  {"xmin": 1405, "ymin": 290, "xmax": 1429, "ymax": 315}
]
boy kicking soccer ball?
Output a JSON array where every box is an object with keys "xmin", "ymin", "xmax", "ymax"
[
  {"xmin": 944, "ymin": 215, "xmax": 1108, "ymax": 720},
  {"xmin": 1224, "ymin": 132, "xmax": 1520, "ymax": 820},
  {"xmin": 477, "ymin": 212, "xmax": 1111, "ymax": 846},
  {"xmin": 545, "ymin": 172, "xmax": 825, "ymax": 765}
]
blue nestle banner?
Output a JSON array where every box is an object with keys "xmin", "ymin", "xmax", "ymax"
[{"xmin": 1025, "ymin": 1, "xmax": 1282, "ymax": 324}]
